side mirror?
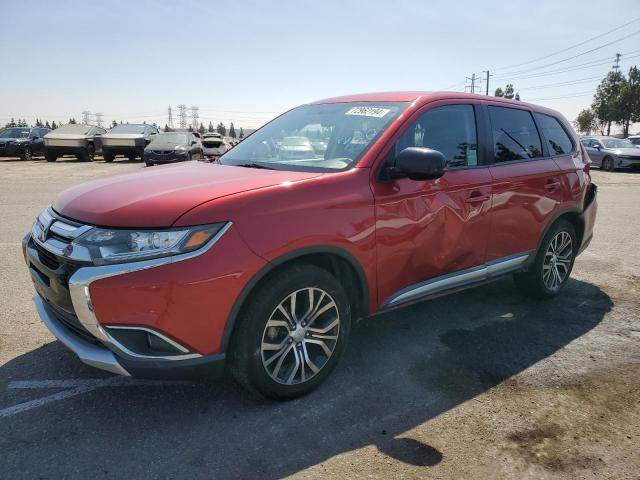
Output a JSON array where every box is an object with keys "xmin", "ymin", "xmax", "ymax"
[
  {"xmin": 191, "ymin": 140, "xmax": 197, "ymax": 145},
  {"xmin": 387, "ymin": 147, "xmax": 446, "ymax": 181},
  {"xmin": 594, "ymin": 144, "xmax": 601, "ymax": 150}
]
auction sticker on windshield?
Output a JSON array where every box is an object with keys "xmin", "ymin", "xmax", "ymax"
[{"xmin": 345, "ymin": 106, "xmax": 391, "ymax": 118}]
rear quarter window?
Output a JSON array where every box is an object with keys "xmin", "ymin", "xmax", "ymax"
[{"xmin": 534, "ymin": 113, "xmax": 574, "ymax": 155}]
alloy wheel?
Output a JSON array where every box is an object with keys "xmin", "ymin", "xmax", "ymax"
[
  {"xmin": 23, "ymin": 147, "xmax": 32, "ymax": 160},
  {"xmin": 542, "ymin": 231, "xmax": 573, "ymax": 292},
  {"xmin": 261, "ymin": 287, "xmax": 340, "ymax": 385}
]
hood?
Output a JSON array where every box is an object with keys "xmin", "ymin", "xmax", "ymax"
[
  {"xmin": 613, "ymin": 148, "xmax": 640, "ymax": 156},
  {"xmin": 101, "ymin": 133, "xmax": 145, "ymax": 139},
  {"xmin": 145, "ymin": 142, "xmax": 183, "ymax": 150},
  {"xmin": 53, "ymin": 162, "xmax": 322, "ymax": 227},
  {"xmin": 44, "ymin": 133, "xmax": 90, "ymax": 140}
]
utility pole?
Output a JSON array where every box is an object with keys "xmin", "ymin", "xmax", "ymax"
[
  {"xmin": 95, "ymin": 112, "xmax": 103, "ymax": 128},
  {"xmin": 190, "ymin": 106, "xmax": 199, "ymax": 130},
  {"xmin": 465, "ymin": 74, "xmax": 479, "ymax": 94},
  {"xmin": 612, "ymin": 53, "xmax": 621, "ymax": 72},
  {"xmin": 177, "ymin": 104, "xmax": 187, "ymax": 129},
  {"xmin": 483, "ymin": 70, "xmax": 492, "ymax": 96},
  {"xmin": 81, "ymin": 110, "xmax": 91, "ymax": 125},
  {"xmin": 167, "ymin": 106, "xmax": 174, "ymax": 129}
]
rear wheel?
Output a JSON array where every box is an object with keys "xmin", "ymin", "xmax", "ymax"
[
  {"xmin": 79, "ymin": 143, "xmax": 95, "ymax": 162},
  {"xmin": 21, "ymin": 146, "xmax": 33, "ymax": 160},
  {"xmin": 145, "ymin": 161, "xmax": 154, "ymax": 167},
  {"xmin": 103, "ymin": 149, "xmax": 114, "ymax": 163},
  {"xmin": 514, "ymin": 219, "xmax": 577, "ymax": 299},
  {"xmin": 229, "ymin": 265, "xmax": 351, "ymax": 399},
  {"xmin": 603, "ymin": 156, "xmax": 615, "ymax": 171},
  {"xmin": 45, "ymin": 151, "xmax": 57, "ymax": 162}
]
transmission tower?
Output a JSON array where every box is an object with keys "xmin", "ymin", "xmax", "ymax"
[
  {"xmin": 167, "ymin": 106, "xmax": 174, "ymax": 129},
  {"xmin": 81, "ymin": 110, "xmax": 91, "ymax": 125},
  {"xmin": 95, "ymin": 112, "xmax": 104, "ymax": 128},
  {"xmin": 465, "ymin": 74, "xmax": 479, "ymax": 94},
  {"xmin": 177, "ymin": 104, "xmax": 187, "ymax": 129},
  {"xmin": 190, "ymin": 106, "xmax": 199, "ymax": 130}
]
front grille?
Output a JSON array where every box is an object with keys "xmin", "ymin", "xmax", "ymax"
[
  {"xmin": 35, "ymin": 242, "xmax": 60, "ymax": 270},
  {"xmin": 47, "ymin": 300, "xmax": 100, "ymax": 344},
  {"xmin": 152, "ymin": 150, "xmax": 173, "ymax": 155}
]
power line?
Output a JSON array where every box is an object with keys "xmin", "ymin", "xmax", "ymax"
[
  {"xmin": 525, "ymin": 90, "xmax": 596, "ymax": 102},
  {"xmin": 517, "ymin": 75, "xmax": 604, "ymax": 91},
  {"xmin": 492, "ymin": 16, "xmax": 640, "ymax": 72}
]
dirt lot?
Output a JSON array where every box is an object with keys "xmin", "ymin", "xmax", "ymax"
[{"xmin": 0, "ymin": 156, "xmax": 638, "ymax": 479}]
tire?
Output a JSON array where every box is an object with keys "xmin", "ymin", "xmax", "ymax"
[
  {"xmin": 514, "ymin": 219, "xmax": 577, "ymax": 299},
  {"xmin": 603, "ymin": 156, "xmax": 615, "ymax": 171},
  {"xmin": 21, "ymin": 147, "xmax": 33, "ymax": 161},
  {"xmin": 103, "ymin": 149, "xmax": 114, "ymax": 163},
  {"xmin": 128, "ymin": 154, "xmax": 136, "ymax": 162},
  {"xmin": 145, "ymin": 161, "xmax": 153, "ymax": 167},
  {"xmin": 228, "ymin": 264, "xmax": 351, "ymax": 400},
  {"xmin": 45, "ymin": 152, "xmax": 57, "ymax": 162},
  {"xmin": 78, "ymin": 143, "xmax": 95, "ymax": 162}
]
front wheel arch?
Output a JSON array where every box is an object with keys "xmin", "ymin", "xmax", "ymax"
[{"xmin": 222, "ymin": 246, "xmax": 369, "ymax": 353}]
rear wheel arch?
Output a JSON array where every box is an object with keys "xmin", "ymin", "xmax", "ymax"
[
  {"xmin": 222, "ymin": 246, "xmax": 369, "ymax": 353},
  {"xmin": 530, "ymin": 208, "xmax": 584, "ymax": 268}
]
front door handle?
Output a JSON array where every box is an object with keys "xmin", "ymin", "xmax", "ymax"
[
  {"xmin": 466, "ymin": 191, "xmax": 490, "ymax": 204},
  {"xmin": 545, "ymin": 179, "xmax": 561, "ymax": 192}
]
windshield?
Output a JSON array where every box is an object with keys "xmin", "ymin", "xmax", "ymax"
[
  {"xmin": 602, "ymin": 138, "xmax": 634, "ymax": 148},
  {"xmin": 54, "ymin": 124, "xmax": 93, "ymax": 134},
  {"xmin": 219, "ymin": 102, "xmax": 408, "ymax": 171},
  {"xmin": 151, "ymin": 133, "xmax": 187, "ymax": 143},
  {"xmin": 0, "ymin": 128, "xmax": 30, "ymax": 138},
  {"xmin": 109, "ymin": 124, "xmax": 146, "ymax": 134}
]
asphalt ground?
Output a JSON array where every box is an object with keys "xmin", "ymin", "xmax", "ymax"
[{"xmin": 0, "ymin": 155, "xmax": 638, "ymax": 479}]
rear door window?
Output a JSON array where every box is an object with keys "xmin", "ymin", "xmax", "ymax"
[
  {"xmin": 488, "ymin": 106, "xmax": 543, "ymax": 162},
  {"xmin": 395, "ymin": 104, "xmax": 478, "ymax": 168},
  {"xmin": 534, "ymin": 113, "xmax": 574, "ymax": 155}
]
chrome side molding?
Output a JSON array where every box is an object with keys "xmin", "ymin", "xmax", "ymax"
[{"xmin": 383, "ymin": 252, "xmax": 531, "ymax": 307}]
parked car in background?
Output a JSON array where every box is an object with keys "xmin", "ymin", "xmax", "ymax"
[
  {"xmin": 628, "ymin": 135, "xmax": 640, "ymax": 147},
  {"xmin": 143, "ymin": 131, "xmax": 203, "ymax": 166},
  {"xmin": 580, "ymin": 136, "xmax": 640, "ymax": 171},
  {"xmin": 101, "ymin": 124, "xmax": 159, "ymax": 162},
  {"xmin": 202, "ymin": 132, "xmax": 231, "ymax": 161},
  {"xmin": 24, "ymin": 92, "xmax": 597, "ymax": 399},
  {"xmin": 44, "ymin": 124, "xmax": 106, "ymax": 162},
  {"xmin": 0, "ymin": 127, "xmax": 50, "ymax": 160}
]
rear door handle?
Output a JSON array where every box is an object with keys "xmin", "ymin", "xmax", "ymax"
[{"xmin": 466, "ymin": 191, "xmax": 490, "ymax": 204}]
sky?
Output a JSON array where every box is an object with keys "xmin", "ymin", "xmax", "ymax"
[{"xmin": 1, "ymin": 0, "xmax": 639, "ymax": 131}]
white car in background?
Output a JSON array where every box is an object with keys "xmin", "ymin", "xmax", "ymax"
[{"xmin": 202, "ymin": 132, "xmax": 231, "ymax": 161}]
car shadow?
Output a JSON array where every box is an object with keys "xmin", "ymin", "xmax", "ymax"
[{"xmin": 0, "ymin": 277, "xmax": 612, "ymax": 479}]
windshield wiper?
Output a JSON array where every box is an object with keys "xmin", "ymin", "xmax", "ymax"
[{"xmin": 234, "ymin": 162, "xmax": 274, "ymax": 170}]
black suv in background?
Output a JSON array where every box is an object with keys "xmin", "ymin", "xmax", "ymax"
[{"xmin": 0, "ymin": 127, "xmax": 51, "ymax": 160}]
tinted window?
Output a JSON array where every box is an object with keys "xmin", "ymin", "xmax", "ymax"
[
  {"xmin": 535, "ymin": 113, "xmax": 574, "ymax": 155},
  {"xmin": 396, "ymin": 105, "xmax": 478, "ymax": 167},
  {"xmin": 631, "ymin": 138, "xmax": 640, "ymax": 145},
  {"xmin": 488, "ymin": 106, "xmax": 542, "ymax": 162}
]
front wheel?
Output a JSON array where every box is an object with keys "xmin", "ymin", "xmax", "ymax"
[
  {"xmin": 21, "ymin": 146, "xmax": 33, "ymax": 161},
  {"xmin": 514, "ymin": 220, "xmax": 577, "ymax": 299},
  {"xmin": 103, "ymin": 149, "xmax": 114, "ymax": 163},
  {"xmin": 79, "ymin": 143, "xmax": 95, "ymax": 162},
  {"xmin": 45, "ymin": 151, "xmax": 57, "ymax": 162},
  {"xmin": 229, "ymin": 265, "xmax": 351, "ymax": 399},
  {"xmin": 602, "ymin": 156, "xmax": 615, "ymax": 171}
]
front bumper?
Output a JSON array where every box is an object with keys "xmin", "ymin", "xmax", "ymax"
[
  {"xmin": 23, "ymin": 211, "xmax": 247, "ymax": 378},
  {"xmin": 615, "ymin": 156, "xmax": 640, "ymax": 169},
  {"xmin": 144, "ymin": 151, "xmax": 189, "ymax": 163}
]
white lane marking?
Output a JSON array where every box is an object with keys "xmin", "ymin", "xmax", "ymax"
[{"xmin": 1, "ymin": 377, "xmax": 190, "ymax": 418}]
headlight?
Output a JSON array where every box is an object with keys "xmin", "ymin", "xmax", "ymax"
[
  {"xmin": 74, "ymin": 223, "xmax": 227, "ymax": 264},
  {"xmin": 175, "ymin": 145, "xmax": 187, "ymax": 152}
]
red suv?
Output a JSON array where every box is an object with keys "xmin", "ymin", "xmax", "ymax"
[{"xmin": 24, "ymin": 92, "xmax": 597, "ymax": 399}]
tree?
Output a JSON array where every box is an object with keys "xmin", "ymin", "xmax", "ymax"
[
  {"xmin": 573, "ymin": 108, "xmax": 597, "ymax": 135},
  {"xmin": 51, "ymin": 121, "xmax": 58, "ymax": 129},
  {"xmin": 208, "ymin": 122, "xmax": 214, "ymax": 132},
  {"xmin": 188, "ymin": 125, "xmax": 194, "ymax": 132},
  {"xmin": 217, "ymin": 122, "xmax": 226, "ymax": 136},
  {"xmin": 239, "ymin": 128, "xmax": 244, "ymax": 139},
  {"xmin": 45, "ymin": 121, "xmax": 51, "ymax": 129},
  {"xmin": 515, "ymin": 92, "xmax": 521, "ymax": 101},
  {"xmin": 198, "ymin": 122, "xmax": 206, "ymax": 135},
  {"xmin": 5, "ymin": 118, "xmax": 16, "ymax": 127},
  {"xmin": 503, "ymin": 84, "xmax": 515, "ymax": 99},
  {"xmin": 494, "ymin": 87, "xmax": 504, "ymax": 97},
  {"xmin": 229, "ymin": 122, "xmax": 236, "ymax": 138},
  {"xmin": 112, "ymin": 120, "xmax": 118, "ymax": 128},
  {"xmin": 619, "ymin": 66, "xmax": 640, "ymax": 137},
  {"xmin": 163, "ymin": 124, "xmax": 171, "ymax": 132},
  {"xmin": 592, "ymin": 71, "xmax": 624, "ymax": 135}
]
